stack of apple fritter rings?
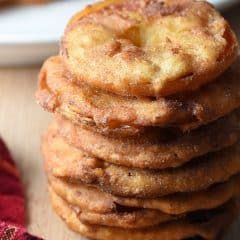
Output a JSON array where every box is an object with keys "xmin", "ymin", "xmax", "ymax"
[{"xmin": 36, "ymin": 0, "xmax": 240, "ymax": 239}]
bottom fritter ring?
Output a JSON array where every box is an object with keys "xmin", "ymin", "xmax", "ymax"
[
  {"xmin": 49, "ymin": 174, "xmax": 240, "ymax": 216},
  {"xmin": 49, "ymin": 187, "xmax": 238, "ymax": 240}
]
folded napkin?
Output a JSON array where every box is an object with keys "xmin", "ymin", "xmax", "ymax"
[{"xmin": 0, "ymin": 137, "xmax": 43, "ymax": 240}]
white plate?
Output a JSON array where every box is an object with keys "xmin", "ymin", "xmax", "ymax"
[{"xmin": 0, "ymin": 0, "xmax": 238, "ymax": 66}]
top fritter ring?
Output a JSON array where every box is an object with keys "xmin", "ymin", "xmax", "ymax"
[{"xmin": 61, "ymin": 0, "xmax": 238, "ymax": 97}]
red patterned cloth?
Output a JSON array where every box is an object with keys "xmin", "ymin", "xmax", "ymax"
[{"xmin": 0, "ymin": 138, "xmax": 43, "ymax": 240}]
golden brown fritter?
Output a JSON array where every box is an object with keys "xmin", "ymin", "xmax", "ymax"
[
  {"xmin": 49, "ymin": 188, "xmax": 238, "ymax": 240},
  {"xmin": 36, "ymin": 56, "xmax": 240, "ymax": 133},
  {"xmin": 50, "ymin": 174, "xmax": 240, "ymax": 215},
  {"xmin": 55, "ymin": 111, "xmax": 240, "ymax": 169},
  {"xmin": 42, "ymin": 126, "xmax": 240, "ymax": 198},
  {"xmin": 62, "ymin": 0, "xmax": 238, "ymax": 97},
  {"xmin": 48, "ymin": 185, "xmax": 179, "ymax": 229},
  {"xmin": 76, "ymin": 209, "xmax": 175, "ymax": 229}
]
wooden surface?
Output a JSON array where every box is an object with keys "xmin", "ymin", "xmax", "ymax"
[{"xmin": 0, "ymin": 6, "xmax": 240, "ymax": 240}]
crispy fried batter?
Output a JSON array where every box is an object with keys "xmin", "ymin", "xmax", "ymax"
[
  {"xmin": 55, "ymin": 112, "xmax": 240, "ymax": 169},
  {"xmin": 62, "ymin": 0, "xmax": 238, "ymax": 97},
  {"xmin": 49, "ymin": 188, "xmax": 238, "ymax": 240},
  {"xmin": 42, "ymin": 126, "xmax": 240, "ymax": 198},
  {"xmin": 49, "ymin": 174, "xmax": 240, "ymax": 215},
  {"xmin": 36, "ymin": 56, "xmax": 240, "ymax": 133},
  {"xmin": 77, "ymin": 209, "xmax": 175, "ymax": 229},
  {"xmin": 48, "ymin": 182, "xmax": 179, "ymax": 229}
]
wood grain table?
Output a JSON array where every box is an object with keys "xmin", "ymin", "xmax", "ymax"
[{"xmin": 0, "ymin": 6, "xmax": 240, "ymax": 240}]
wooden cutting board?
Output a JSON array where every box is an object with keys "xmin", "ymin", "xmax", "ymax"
[{"xmin": 0, "ymin": 6, "xmax": 239, "ymax": 240}]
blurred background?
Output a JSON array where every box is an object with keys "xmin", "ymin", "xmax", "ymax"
[{"xmin": 0, "ymin": 0, "xmax": 239, "ymax": 66}]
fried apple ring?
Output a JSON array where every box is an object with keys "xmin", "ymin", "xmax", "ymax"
[
  {"xmin": 49, "ymin": 174, "xmax": 240, "ymax": 215},
  {"xmin": 48, "ymin": 182, "xmax": 179, "ymax": 229},
  {"xmin": 55, "ymin": 111, "xmax": 240, "ymax": 169},
  {"xmin": 49, "ymin": 188, "xmax": 238, "ymax": 240},
  {"xmin": 62, "ymin": 0, "xmax": 238, "ymax": 97},
  {"xmin": 42, "ymin": 126, "xmax": 240, "ymax": 198},
  {"xmin": 36, "ymin": 56, "xmax": 240, "ymax": 133}
]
